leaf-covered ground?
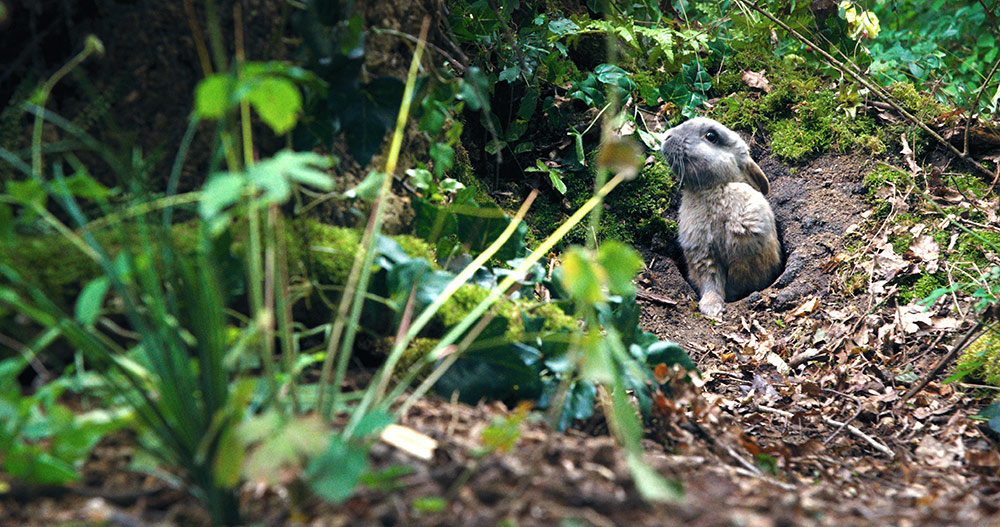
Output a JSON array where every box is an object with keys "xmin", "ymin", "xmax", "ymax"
[
  {"xmin": 5, "ymin": 145, "xmax": 1000, "ymax": 526},
  {"xmin": 4, "ymin": 1, "xmax": 1000, "ymax": 526}
]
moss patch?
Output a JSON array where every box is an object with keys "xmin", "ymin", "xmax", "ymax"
[
  {"xmin": 525, "ymin": 155, "xmax": 677, "ymax": 247},
  {"xmin": 956, "ymin": 330, "xmax": 1000, "ymax": 386},
  {"xmin": 709, "ymin": 49, "xmax": 889, "ymax": 161}
]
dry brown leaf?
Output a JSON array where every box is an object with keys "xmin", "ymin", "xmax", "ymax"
[
  {"xmin": 905, "ymin": 234, "xmax": 940, "ymax": 273},
  {"xmin": 741, "ymin": 69, "xmax": 772, "ymax": 93},
  {"xmin": 786, "ymin": 296, "xmax": 820, "ymax": 320}
]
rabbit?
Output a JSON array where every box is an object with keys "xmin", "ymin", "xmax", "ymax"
[{"xmin": 660, "ymin": 117, "xmax": 782, "ymax": 317}]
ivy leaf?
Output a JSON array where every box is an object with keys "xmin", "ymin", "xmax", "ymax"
[
  {"xmin": 247, "ymin": 77, "xmax": 302, "ymax": 134},
  {"xmin": 195, "ymin": 74, "xmax": 232, "ymax": 119},
  {"xmin": 499, "ymin": 65, "xmax": 521, "ymax": 83}
]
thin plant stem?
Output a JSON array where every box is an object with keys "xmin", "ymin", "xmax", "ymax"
[
  {"xmin": 31, "ymin": 37, "xmax": 100, "ymax": 178},
  {"xmin": 364, "ymin": 171, "xmax": 631, "ymax": 435},
  {"xmin": 316, "ymin": 17, "xmax": 432, "ymax": 416},
  {"xmin": 373, "ymin": 189, "xmax": 538, "ymax": 401}
]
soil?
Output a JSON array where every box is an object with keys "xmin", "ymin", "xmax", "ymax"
[{"xmin": 4, "ymin": 3, "xmax": 1000, "ymax": 527}]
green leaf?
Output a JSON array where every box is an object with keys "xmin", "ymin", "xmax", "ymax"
[
  {"xmin": 213, "ymin": 423, "xmax": 244, "ymax": 488},
  {"xmin": 498, "ymin": 65, "xmax": 520, "ymax": 83},
  {"xmin": 249, "ymin": 150, "xmax": 334, "ymax": 205},
  {"xmin": 439, "ymin": 178, "xmax": 465, "ymax": 194},
  {"xmin": 352, "ymin": 410, "xmax": 393, "ymax": 438},
  {"xmin": 195, "ymin": 74, "xmax": 232, "ymax": 119},
  {"xmin": 199, "ymin": 173, "xmax": 245, "ymax": 219},
  {"xmin": 306, "ymin": 436, "xmax": 369, "ymax": 504},
  {"xmin": 6, "ymin": 179, "xmax": 46, "ymax": 209},
  {"xmin": 412, "ymin": 496, "xmax": 447, "ymax": 513},
  {"xmin": 598, "ymin": 241, "xmax": 643, "ymax": 295},
  {"xmin": 346, "ymin": 169, "xmax": 386, "ymax": 201},
  {"xmin": 430, "ymin": 143, "xmax": 455, "ymax": 178},
  {"xmin": 561, "ymin": 249, "xmax": 603, "ymax": 305},
  {"xmin": 75, "ymin": 276, "xmax": 109, "ymax": 327},
  {"xmin": 625, "ymin": 451, "xmax": 682, "ymax": 502},
  {"xmin": 64, "ymin": 171, "xmax": 110, "ymax": 200},
  {"xmin": 548, "ymin": 167, "xmax": 566, "ymax": 195},
  {"xmin": 247, "ymin": 77, "xmax": 302, "ymax": 134}
]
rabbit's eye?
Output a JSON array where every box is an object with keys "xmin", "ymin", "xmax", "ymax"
[{"xmin": 705, "ymin": 130, "xmax": 720, "ymax": 144}]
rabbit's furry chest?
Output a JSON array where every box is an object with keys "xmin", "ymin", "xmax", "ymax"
[{"xmin": 678, "ymin": 182, "xmax": 781, "ymax": 299}]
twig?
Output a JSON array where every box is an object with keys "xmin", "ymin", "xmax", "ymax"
[
  {"xmin": 738, "ymin": 0, "xmax": 996, "ymax": 180},
  {"xmin": 898, "ymin": 321, "xmax": 984, "ymax": 405},
  {"xmin": 757, "ymin": 405, "xmax": 894, "ymax": 458},
  {"xmin": 963, "ymin": 55, "xmax": 1000, "ymax": 156},
  {"xmin": 371, "ymin": 27, "xmax": 467, "ymax": 74},
  {"xmin": 636, "ymin": 289, "xmax": 678, "ymax": 306},
  {"xmin": 487, "ymin": 0, "xmax": 531, "ymax": 85},
  {"xmin": 823, "ymin": 407, "xmax": 862, "ymax": 446}
]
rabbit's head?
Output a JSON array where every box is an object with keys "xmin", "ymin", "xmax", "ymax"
[{"xmin": 660, "ymin": 117, "xmax": 769, "ymax": 194}]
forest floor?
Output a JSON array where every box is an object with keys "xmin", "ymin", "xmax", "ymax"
[
  {"xmin": 4, "ymin": 150, "xmax": 1000, "ymax": 527},
  {"xmin": 3, "ymin": 1, "xmax": 1000, "ymax": 526}
]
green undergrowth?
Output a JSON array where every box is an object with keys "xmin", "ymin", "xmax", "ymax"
[
  {"xmin": 955, "ymin": 329, "xmax": 1000, "ymax": 386},
  {"xmin": 846, "ymin": 163, "xmax": 999, "ymax": 304},
  {"xmin": 525, "ymin": 155, "xmax": 677, "ymax": 247},
  {"xmin": 3, "ymin": 218, "xmax": 580, "ymax": 373},
  {"xmin": 707, "ymin": 47, "xmax": 939, "ymax": 162}
]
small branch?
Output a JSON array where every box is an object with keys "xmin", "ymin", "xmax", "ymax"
[
  {"xmin": 963, "ymin": 55, "xmax": 1000, "ymax": 155},
  {"xmin": 371, "ymin": 27, "xmax": 468, "ymax": 74},
  {"xmin": 897, "ymin": 321, "xmax": 984, "ymax": 405},
  {"xmin": 635, "ymin": 289, "xmax": 678, "ymax": 306},
  {"xmin": 757, "ymin": 405, "xmax": 894, "ymax": 458},
  {"xmin": 738, "ymin": 0, "xmax": 996, "ymax": 180}
]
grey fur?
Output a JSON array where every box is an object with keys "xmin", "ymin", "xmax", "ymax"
[{"xmin": 660, "ymin": 117, "xmax": 782, "ymax": 317}]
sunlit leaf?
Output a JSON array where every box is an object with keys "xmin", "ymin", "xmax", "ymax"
[
  {"xmin": 247, "ymin": 77, "xmax": 302, "ymax": 134},
  {"xmin": 598, "ymin": 241, "xmax": 643, "ymax": 295},
  {"xmin": 561, "ymin": 249, "xmax": 603, "ymax": 305},
  {"xmin": 195, "ymin": 74, "xmax": 232, "ymax": 119}
]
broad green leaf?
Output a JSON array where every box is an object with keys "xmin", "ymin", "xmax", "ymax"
[
  {"xmin": 75, "ymin": 276, "xmax": 109, "ymax": 327},
  {"xmin": 195, "ymin": 74, "xmax": 232, "ymax": 119},
  {"xmin": 6, "ymin": 179, "xmax": 46, "ymax": 209},
  {"xmin": 345, "ymin": 169, "xmax": 385, "ymax": 201},
  {"xmin": 247, "ymin": 77, "xmax": 302, "ymax": 134},
  {"xmin": 561, "ymin": 249, "xmax": 604, "ymax": 305},
  {"xmin": 498, "ymin": 65, "xmax": 520, "ymax": 83},
  {"xmin": 199, "ymin": 173, "xmax": 245, "ymax": 219},
  {"xmin": 598, "ymin": 241, "xmax": 643, "ymax": 295},
  {"xmin": 430, "ymin": 142, "xmax": 455, "ymax": 177},
  {"xmin": 213, "ymin": 424, "xmax": 243, "ymax": 488},
  {"xmin": 64, "ymin": 171, "xmax": 111, "ymax": 200},
  {"xmin": 306, "ymin": 436, "xmax": 369, "ymax": 504},
  {"xmin": 250, "ymin": 150, "xmax": 334, "ymax": 205}
]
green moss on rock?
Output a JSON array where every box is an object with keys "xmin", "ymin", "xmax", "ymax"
[
  {"xmin": 525, "ymin": 155, "xmax": 677, "ymax": 247},
  {"xmin": 956, "ymin": 330, "xmax": 1000, "ymax": 386}
]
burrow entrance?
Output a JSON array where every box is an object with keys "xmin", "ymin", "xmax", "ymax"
[{"xmin": 638, "ymin": 152, "xmax": 873, "ymax": 348}]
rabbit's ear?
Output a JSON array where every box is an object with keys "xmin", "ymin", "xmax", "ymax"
[{"xmin": 743, "ymin": 158, "xmax": 769, "ymax": 195}]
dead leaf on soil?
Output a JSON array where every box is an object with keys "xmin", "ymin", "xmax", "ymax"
[
  {"xmin": 741, "ymin": 69, "xmax": 772, "ymax": 93},
  {"xmin": 895, "ymin": 303, "xmax": 959, "ymax": 334},
  {"xmin": 873, "ymin": 241, "xmax": 911, "ymax": 282},
  {"xmin": 904, "ymin": 233, "xmax": 940, "ymax": 273},
  {"xmin": 786, "ymin": 296, "xmax": 819, "ymax": 320}
]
